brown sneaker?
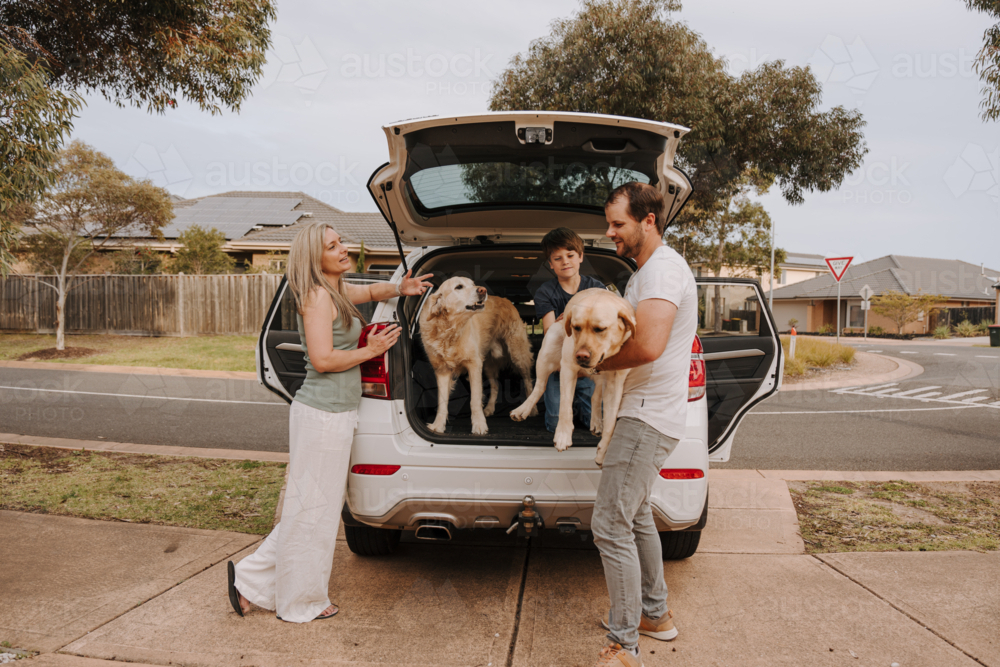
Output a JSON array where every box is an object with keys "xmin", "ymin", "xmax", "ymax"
[
  {"xmin": 601, "ymin": 609, "xmax": 678, "ymax": 641},
  {"xmin": 595, "ymin": 643, "xmax": 642, "ymax": 667}
]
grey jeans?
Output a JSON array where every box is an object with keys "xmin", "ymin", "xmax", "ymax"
[{"xmin": 592, "ymin": 416, "xmax": 679, "ymax": 649}]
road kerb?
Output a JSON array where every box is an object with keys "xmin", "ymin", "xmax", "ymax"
[
  {"xmin": 780, "ymin": 354, "xmax": 923, "ymax": 392},
  {"xmin": 0, "ymin": 360, "xmax": 256, "ymax": 380},
  {"xmin": 0, "ymin": 432, "xmax": 288, "ymax": 463}
]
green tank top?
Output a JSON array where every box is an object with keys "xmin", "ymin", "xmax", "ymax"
[{"xmin": 294, "ymin": 312, "xmax": 364, "ymax": 413}]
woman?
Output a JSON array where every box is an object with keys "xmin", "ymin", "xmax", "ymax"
[{"xmin": 226, "ymin": 221, "xmax": 432, "ymax": 623}]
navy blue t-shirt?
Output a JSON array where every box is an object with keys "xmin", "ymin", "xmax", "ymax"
[{"xmin": 534, "ymin": 275, "xmax": 607, "ymax": 320}]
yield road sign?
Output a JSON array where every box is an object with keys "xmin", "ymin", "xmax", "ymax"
[
  {"xmin": 826, "ymin": 256, "xmax": 853, "ymax": 282},
  {"xmin": 859, "ymin": 284, "xmax": 874, "ymax": 301}
]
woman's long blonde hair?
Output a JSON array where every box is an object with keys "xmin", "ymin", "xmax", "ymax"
[{"xmin": 287, "ymin": 221, "xmax": 366, "ymax": 331}]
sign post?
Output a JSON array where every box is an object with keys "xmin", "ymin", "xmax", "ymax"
[
  {"xmin": 859, "ymin": 284, "xmax": 874, "ymax": 341},
  {"xmin": 825, "ymin": 257, "xmax": 854, "ymax": 345}
]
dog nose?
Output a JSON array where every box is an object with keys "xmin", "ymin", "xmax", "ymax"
[
  {"xmin": 476, "ymin": 287, "xmax": 486, "ymax": 297},
  {"xmin": 576, "ymin": 349, "xmax": 591, "ymax": 362}
]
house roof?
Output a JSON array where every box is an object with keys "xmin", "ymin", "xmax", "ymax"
[
  {"xmin": 772, "ymin": 255, "xmax": 1000, "ymax": 302},
  {"xmin": 167, "ymin": 191, "xmax": 414, "ymax": 251}
]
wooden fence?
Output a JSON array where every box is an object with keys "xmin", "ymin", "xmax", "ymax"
[{"xmin": 0, "ymin": 274, "xmax": 284, "ymax": 336}]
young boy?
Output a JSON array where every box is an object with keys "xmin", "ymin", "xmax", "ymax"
[{"xmin": 533, "ymin": 227, "xmax": 606, "ymax": 433}]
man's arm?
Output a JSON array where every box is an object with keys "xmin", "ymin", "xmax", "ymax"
[{"xmin": 597, "ymin": 298, "xmax": 677, "ymax": 371}]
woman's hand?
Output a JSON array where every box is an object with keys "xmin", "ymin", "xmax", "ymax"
[
  {"xmin": 365, "ymin": 324, "xmax": 401, "ymax": 357},
  {"xmin": 398, "ymin": 270, "xmax": 434, "ymax": 297}
]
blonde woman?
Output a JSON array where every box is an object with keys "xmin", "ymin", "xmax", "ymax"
[{"xmin": 227, "ymin": 221, "xmax": 432, "ymax": 623}]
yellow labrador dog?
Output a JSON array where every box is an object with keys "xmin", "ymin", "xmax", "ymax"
[
  {"xmin": 419, "ymin": 276, "xmax": 536, "ymax": 435},
  {"xmin": 510, "ymin": 288, "xmax": 635, "ymax": 466}
]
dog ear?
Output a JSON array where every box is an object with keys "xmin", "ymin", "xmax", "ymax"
[
  {"xmin": 618, "ymin": 306, "xmax": 636, "ymax": 342},
  {"xmin": 563, "ymin": 306, "xmax": 575, "ymax": 336},
  {"xmin": 426, "ymin": 292, "xmax": 444, "ymax": 318}
]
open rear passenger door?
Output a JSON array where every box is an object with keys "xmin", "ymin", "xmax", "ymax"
[
  {"xmin": 257, "ymin": 278, "xmax": 304, "ymax": 403},
  {"xmin": 695, "ymin": 278, "xmax": 783, "ymax": 462}
]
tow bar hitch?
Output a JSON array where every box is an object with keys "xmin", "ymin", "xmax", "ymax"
[{"xmin": 507, "ymin": 495, "xmax": 543, "ymax": 537}]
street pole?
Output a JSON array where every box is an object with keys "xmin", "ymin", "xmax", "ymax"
[
  {"xmin": 836, "ymin": 279, "xmax": 841, "ymax": 345},
  {"xmin": 768, "ymin": 220, "xmax": 775, "ymax": 312},
  {"xmin": 864, "ymin": 302, "xmax": 868, "ymax": 341}
]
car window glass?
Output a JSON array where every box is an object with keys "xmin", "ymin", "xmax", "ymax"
[{"xmin": 697, "ymin": 284, "xmax": 764, "ymax": 337}]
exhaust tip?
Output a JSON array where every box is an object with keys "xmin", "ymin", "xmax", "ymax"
[{"xmin": 415, "ymin": 521, "xmax": 453, "ymax": 541}]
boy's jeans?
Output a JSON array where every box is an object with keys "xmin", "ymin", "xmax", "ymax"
[
  {"xmin": 592, "ymin": 417, "xmax": 679, "ymax": 650},
  {"xmin": 542, "ymin": 373, "xmax": 595, "ymax": 432}
]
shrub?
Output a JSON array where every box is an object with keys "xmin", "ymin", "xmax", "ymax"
[
  {"xmin": 788, "ymin": 318, "xmax": 799, "ymax": 329},
  {"xmin": 868, "ymin": 325, "xmax": 885, "ymax": 336},
  {"xmin": 817, "ymin": 324, "xmax": 835, "ymax": 334},
  {"xmin": 953, "ymin": 320, "xmax": 980, "ymax": 338},
  {"xmin": 933, "ymin": 325, "xmax": 951, "ymax": 339},
  {"xmin": 977, "ymin": 321, "xmax": 990, "ymax": 335}
]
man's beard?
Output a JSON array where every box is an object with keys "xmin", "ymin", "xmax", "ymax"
[{"xmin": 617, "ymin": 228, "xmax": 644, "ymax": 259}]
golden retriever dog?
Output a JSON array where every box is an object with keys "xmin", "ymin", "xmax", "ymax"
[
  {"xmin": 419, "ymin": 276, "xmax": 536, "ymax": 435},
  {"xmin": 510, "ymin": 288, "xmax": 635, "ymax": 466}
]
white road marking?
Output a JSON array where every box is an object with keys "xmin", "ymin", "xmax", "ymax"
[
  {"xmin": 937, "ymin": 389, "xmax": 989, "ymax": 401},
  {"xmin": 976, "ymin": 356, "xmax": 998, "ymax": 359},
  {"xmin": 0, "ymin": 386, "xmax": 287, "ymax": 406},
  {"xmin": 870, "ymin": 388, "xmax": 903, "ymax": 395},
  {"xmin": 750, "ymin": 406, "xmax": 977, "ymax": 415},
  {"xmin": 848, "ymin": 383, "xmax": 899, "ymax": 393},
  {"xmin": 869, "ymin": 350, "xmax": 883, "ymax": 353},
  {"xmin": 831, "ymin": 386, "xmax": 999, "ymax": 410},
  {"xmin": 933, "ymin": 353, "xmax": 957, "ymax": 356},
  {"xmin": 900, "ymin": 351, "xmax": 918, "ymax": 354},
  {"xmin": 892, "ymin": 386, "xmax": 941, "ymax": 396}
]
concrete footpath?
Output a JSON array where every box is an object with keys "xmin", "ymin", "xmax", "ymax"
[{"xmin": 2, "ymin": 465, "xmax": 997, "ymax": 667}]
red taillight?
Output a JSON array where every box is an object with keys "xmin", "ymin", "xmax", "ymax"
[
  {"xmin": 659, "ymin": 469, "xmax": 705, "ymax": 480},
  {"xmin": 358, "ymin": 322, "xmax": 392, "ymax": 399},
  {"xmin": 689, "ymin": 335, "xmax": 705, "ymax": 402},
  {"xmin": 351, "ymin": 464, "xmax": 401, "ymax": 476}
]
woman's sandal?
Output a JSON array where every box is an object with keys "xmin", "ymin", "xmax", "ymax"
[
  {"xmin": 227, "ymin": 561, "xmax": 247, "ymax": 617},
  {"xmin": 277, "ymin": 604, "xmax": 339, "ymax": 622}
]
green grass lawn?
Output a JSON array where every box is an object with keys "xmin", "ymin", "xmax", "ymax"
[
  {"xmin": 1, "ymin": 443, "xmax": 284, "ymax": 535},
  {"xmin": 0, "ymin": 333, "xmax": 257, "ymax": 372}
]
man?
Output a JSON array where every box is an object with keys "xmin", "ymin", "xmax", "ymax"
[{"xmin": 591, "ymin": 182, "xmax": 698, "ymax": 667}]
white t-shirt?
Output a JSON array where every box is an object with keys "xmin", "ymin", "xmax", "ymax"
[{"xmin": 616, "ymin": 244, "xmax": 698, "ymax": 440}]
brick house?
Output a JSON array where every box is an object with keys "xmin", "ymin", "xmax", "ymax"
[{"xmin": 770, "ymin": 255, "xmax": 1000, "ymax": 333}]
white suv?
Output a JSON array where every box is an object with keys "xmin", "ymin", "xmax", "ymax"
[{"xmin": 258, "ymin": 112, "xmax": 782, "ymax": 560}]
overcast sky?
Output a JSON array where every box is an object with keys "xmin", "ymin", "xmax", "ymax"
[{"xmin": 69, "ymin": 0, "xmax": 1000, "ymax": 271}]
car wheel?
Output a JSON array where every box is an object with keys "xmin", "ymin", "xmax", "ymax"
[
  {"xmin": 344, "ymin": 524, "xmax": 401, "ymax": 556},
  {"xmin": 659, "ymin": 530, "xmax": 701, "ymax": 560}
]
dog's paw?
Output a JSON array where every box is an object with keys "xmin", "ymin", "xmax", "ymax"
[
  {"xmin": 590, "ymin": 416, "xmax": 603, "ymax": 436},
  {"xmin": 594, "ymin": 454, "xmax": 604, "ymax": 468},
  {"xmin": 553, "ymin": 427, "xmax": 574, "ymax": 451},
  {"xmin": 471, "ymin": 418, "xmax": 489, "ymax": 435},
  {"xmin": 510, "ymin": 403, "xmax": 530, "ymax": 421},
  {"xmin": 427, "ymin": 421, "xmax": 446, "ymax": 434},
  {"xmin": 483, "ymin": 404, "xmax": 495, "ymax": 418}
]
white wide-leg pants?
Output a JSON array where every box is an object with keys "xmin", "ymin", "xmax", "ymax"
[{"xmin": 234, "ymin": 400, "xmax": 357, "ymax": 623}]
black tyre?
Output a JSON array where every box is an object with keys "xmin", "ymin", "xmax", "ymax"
[
  {"xmin": 344, "ymin": 524, "xmax": 401, "ymax": 556},
  {"xmin": 659, "ymin": 530, "xmax": 701, "ymax": 560}
]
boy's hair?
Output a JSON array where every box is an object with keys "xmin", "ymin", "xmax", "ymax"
[
  {"xmin": 605, "ymin": 182, "xmax": 667, "ymax": 235},
  {"xmin": 541, "ymin": 227, "xmax": 585, "ymax": 260}
]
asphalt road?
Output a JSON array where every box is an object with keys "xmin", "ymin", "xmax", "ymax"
[
  {"xmin": 2, "ymin": 342, "xmax": 998, "ymax": 469},
  {"xmin": 720, "ymin": 343, "xmax": 1000, "ymax": 470}
]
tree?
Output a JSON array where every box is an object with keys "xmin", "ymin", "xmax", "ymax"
[
  {"xmin": 0, "ymin": 36, "xmax": 81, "ymax": 275},
  {"xmin": 110, "ymin": 245, "xmax": 165, "ymax": 274},
  {"xmin": 0, "ymin": 0, "xmax": 276, "ymax": 115},
  {"xmin": 870, "ymin": 290, "xmax": 945, "ymax": 334},
  {"xmin": 17, "ymin": 140, "xmax": 173, "ymax": 349},
  {"xmin": 964, "ymin": 0, "xmax": 1000, "ymax": 121},
  {"xmin": 488, "ymin": 0, "xmax": 867, "ymax": 238},
  {"xmin": 171, "ymin": 225, "xmax": 235, "ymax": 275}
]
